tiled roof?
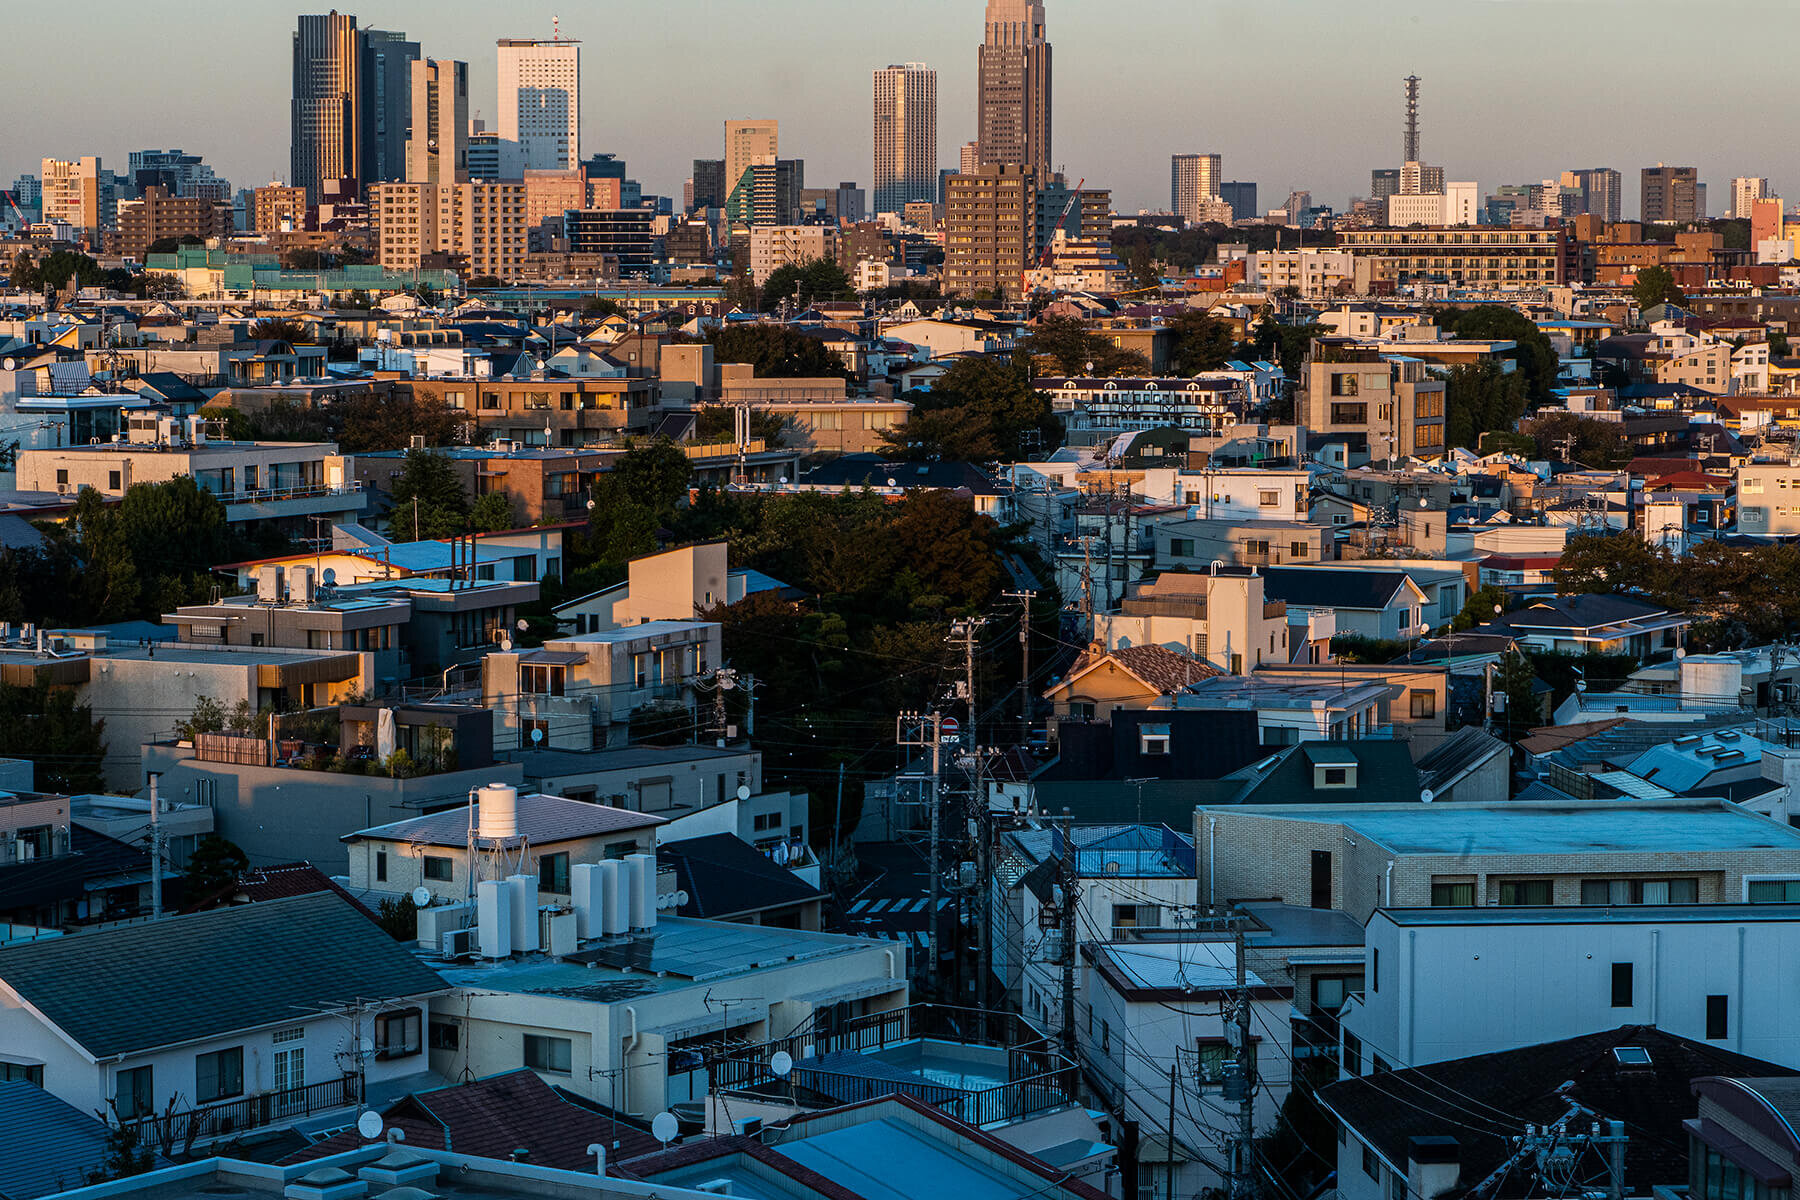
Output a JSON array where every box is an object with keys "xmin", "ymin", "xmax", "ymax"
[
  {"xmin": 0, "ymin": 892, "xmax": 447, "ymax": 1058},
  {"xmin": 0, "ymin": 1080, "xmax": 168, "ymax": 1198},
  {"xmin": 282, "ymin": 1069, "xmax": 661, "ymax": 1168},
  {"xmin": 1062, "ymin": 643, "xmax": 1223, "ymax": 696},
  {"xmin": 344, "ymin": 792, "xmax": 664, "ymax": 849}
]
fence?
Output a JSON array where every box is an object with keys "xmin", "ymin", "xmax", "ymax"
[{"xmin": 126, "ymin": 1074, "xmax": 359, "ymax": 1145}]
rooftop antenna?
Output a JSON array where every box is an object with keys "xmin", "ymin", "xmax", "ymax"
[
  {"xmin": 1403, "ymin": 75, "xmax": 1421, "ymax": 165},
  {"xmin": 553, "ymin": 13, "xmax": 561, "ymax": 39}
]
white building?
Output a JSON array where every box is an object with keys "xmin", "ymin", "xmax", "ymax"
[
  {"xmin": 497, "ymin": 37, "xmax": 581, "ymax": 174},
  {"xmin": 1137, "ymin": 466, "xmax": 1310, "ymax": 522},
  {"xmin": 1340, "ymin": 905, "xmax": 1800, "ymax": 1075},
  {"xmin": 873, "ymin": 64, "xmax": 938, "ymax": 216}
]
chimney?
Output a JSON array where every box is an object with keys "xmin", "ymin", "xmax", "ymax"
[{"xmin": 1407, "ymin": 1136, "xmax": 1460, "ymax": 1200}]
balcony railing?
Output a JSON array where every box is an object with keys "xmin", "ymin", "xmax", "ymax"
[{"xmin": 124, "ymin": 1074, "xmax": 359, "ymax": 1145}]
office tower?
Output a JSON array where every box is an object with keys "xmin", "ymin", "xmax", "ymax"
[
  {"xmin": 1696, "ymin": 183, "xmax": 1707, "ymax": 220},
  {"xmin": 724, "ymin": 120, "xmax": 779, "ymax": 204},
  {"xmin": 40, "ymin": 157, "xmax": 101, "ymax": 238},
  {"xmin": 977, "ymin": 0, "xmax": 1051, "ymax": 176},
  {"xmin": 10, "ymin": 175, "xmax": 39, "ymax": 208},
  {"xmin": 1732, "ymin": 177, "xmax": 1769, "ymax": 219},
  {"xmin": 361, "ymin": 28, "xmax": 418, "ymax": 185},
  {"xmin": 406, "ymin": 60, "xmax": 469, "ymax": 185},
  {"xmin": 1399, "ymin": 162, "xmax": 1443, "ymax": 196},
  {"xmin": 945, "ymin": 162, "xmax": 1037, "ymax": 299},
  {"xmin": 1220, "ymin": 181, "xmax": 1258, "ymax": 223},
  {"xmin": 1641, "ymin": 165, "xmax": 1699, "ymax": 223},
  {"xmin": 835, "ymin": 182, "xmax": 867, "ymax": 224},
  {"xmin": 691, "ymin": 159, "xmax": 727, "ymax": 211},
  {"xmin": 467, "ymin": 121, "xmax": 501, "ymax": 181},
  {"xmin": 1562, "ymin": 168, "xmax": 1621, "ymax": 222},
  {"xmin": 126, "ymin": 150, "xmax": 228, "ymax": 201},
  {"xmin": 729, "ymin": 160, "xmax": 804, "ymax": 226},
  {"xmin": 1403, "ymin": 75, "xmax": 1421, "ymax": 164},
  {"xmin": 1171, "ymin": 153, "xmax": 1222, "ymax": 225},
  {"xmin": 1371, "ymin": 169, "xmax": 1400, "ymax": 203},
  {"xmin": 873, "ymin": 64, "xmax": 938, "ymax": 216},
  {"xmin": 291, "ymin": 12, "xmax": 362, "ymax": 202},
  {"xmin": 960, "ymin": 141, "xmax": 980, "ymax": 174},
  {"xmin": 498, "ymin": 37, "xmax": 581, "ymax": 173}
]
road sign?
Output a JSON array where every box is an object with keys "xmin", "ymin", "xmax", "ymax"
[{"xmin": 940, "ymin": 716, "xmax": 960, "ymax": 739}]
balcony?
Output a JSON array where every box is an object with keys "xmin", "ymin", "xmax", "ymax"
[
  {"xmin": 124, "ymin": 1073, "xmax": 360, "ymax": 1149},
  {"xmin": 713, "ymin": 1004, "xmax": 1079, "ymax": 1129}
]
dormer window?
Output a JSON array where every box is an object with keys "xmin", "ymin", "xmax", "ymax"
[{"xmin": 1313, "ymin": 764, "xmax": 1357, "ymax": 789}]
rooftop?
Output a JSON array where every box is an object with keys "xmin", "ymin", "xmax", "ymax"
[
  {"xmin": 344, "ymin": 792, "xmax": 664, "ymax": 849},
  {"xmin": 1377, "ymin": 903, "xmax": 1800, "ymax": 927}
]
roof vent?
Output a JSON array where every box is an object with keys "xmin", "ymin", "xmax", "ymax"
[
  {"xmin": 1673, "ymin": 734, "xmax": 1703, "ymax": 747},
  {"xmin": 1611, "ymin": 1046, "xmax": 1652, "ymax": 1066}
]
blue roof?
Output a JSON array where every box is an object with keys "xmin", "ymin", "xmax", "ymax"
[
  {"xmin": 735, "ymin": 568, "xmax": 792, "ymax": 596},
  {"xmin": 0, "ymin": 1080, "xmax": 168, "ymax": 1198},
  {"xmin": 347, "ymin": 540, "xmax": 515, "ymax": 573},
  {"xmin": 779, "ymin": 1115, "xmax": 1046, "ymax": 1200}
]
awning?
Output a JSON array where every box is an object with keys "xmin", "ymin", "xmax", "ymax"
[
  {"xmin": 258, "ymin": 653, "xmax": 361, "ymax": 688},
  {"xmin": 1685, "ymin": 1119, "xmax": 1793, "ymax": 1187},
  {"xmin": 787, "ymin": 978, "xmax": 908, "ymax": 1008},
  {"xmin": 639, "ymin": 1008, "xmax": 765, "ymax": 1044},
  {"xmin": 521, "ymin": 650, "xmax": 589, "ymax": 666}
]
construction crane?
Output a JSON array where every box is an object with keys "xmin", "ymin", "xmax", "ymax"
[
  {"xmin": 0, "ymin": 190, "xmax": 26, "ymax": 234},
  {"xmin": 1022, "ymin": 177, "xmax": 1085, "ymax": 301}
]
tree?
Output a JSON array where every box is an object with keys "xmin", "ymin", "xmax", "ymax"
[
  {"xmin": 1633, "ymin": 265, "xmax": 1685, "ymax": 312},
  {"xmin": 388, "ymin": 449, "xmax": 470, "ymax": 540},
  {"xmin": 1493, "ymin": 650, "xmax": 1540, "ymax": 740},
  {"xmin": 760, "ymin": 257, "xmax": 853, "ymax": 311},
  {"xmin": 0, "ymin": 676, "xmax": 107, "ymax": 793},
  {"xmin": 336, "ymin": 389, "xmax": 467, "ymax": 453},
  {"xmin": 583, "ymin": 296, "xmax": 622, "ymax": 317},
  {"xmin": 605, "ymin": 437, "xmax": 694, "ymax": 515},
  {"xmin": 1552, "ymin": 533, "xmax": 1669, "ymax": 596},
  {"xmin": 1451, "ymin": 585, "xmax": 1509, "ymax": 632},
  {"xmin": 467, "ymin": 275, "xmax": 505, "ymax": 289},
  {"xmin": 468, "ymin": 491, "xmax": 517, "ymax": 533},
  {"xmin": 706, "ymin": 325, "xmax": 852, "ymax": 379},
  {"xmin": 1522, "ymin": 411, "xmax": 1630, "ymax": 469},
  {"xmin": 181, "ymin": 836, "xmax": 249, "ymax": 906},
  {"xmin": 84, "ymin": 1116, "xmax": 157, "ymax": 1185},
  {"xmin": 1431, "ymin": 305, "xmax": 1560, "ymax": 403},
  {"xmin": 374, "ymin": 895, "xmax": 420, "ymax": 941},
  {"xmin": 1443, "ymin": 360, "xmax": 1527, "ymax": 451},
  {"xmin": 1166, "ymin": 311, "xmax": 1238, "ymax": 375},
  {"xmin": 1017, "ymin": 315, "xmax": 1150, "ymax": 377},
  {"xmin": 175, "ymin": 695, "xmax": 228, "ymax": 742},
  {"xmin": 885, "ymin": 357, "xmax": 1059, "ymax": 461}
]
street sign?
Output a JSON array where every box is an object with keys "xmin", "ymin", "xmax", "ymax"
[{"xmin": 940, "ymin": 716, "xmax": 960, "ymax": 739}]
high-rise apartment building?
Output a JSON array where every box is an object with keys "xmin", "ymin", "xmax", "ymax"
[
  {"xmin": 291, "ymin": 13, "xmax": 362, "ymax": 203},
  {"xmin": 117, "ymin": 187, "xmax": 227, "ymax": 261},
  {"xmin": 944, "ymin": 162, "xmax": 1037, "ymax": 299},
  {"xmin": 1171, "ymin": 154, "xmax": 1222, "ymax": 226},
  {"xmin": 252, "ymin": 184, "xmax": 308, "ymax": 233},
  {"xmin": 873, "ymin": 64, "xmax": 937, "ymax": 216},
  {"xmin": 1732, "ymin": 177, "xmax": 1770, "ymax": 219},
  {"xmin": 724, "ymin": 120, "xmax": 780, "ymax": 206},
  {"xmin": 369, "ymin": 180, "xmax": 529, "ymax": 279},
  {"xmin": 1561, "ymin": 168, "xmax": 1622, "ymax": 222},
  {"xmin": 1399, "ymin": 162, "xmax": 1444, "ymax": 196},
  {"xmin": 960, "ymin": 141, "xmax": 980, "ymax": 175},
  {"xmin": 40, "ymin": 157, "xmax": 102, "ymax": 239},
  {"xmin": 729, "ymin": 160, "xmax": 805, "ymax": 227},
  {"xmin": 1642, "ymin": 165, "xmax": 1699, "ymax": 223},
  {"xmin": 976, "ymin": 0, "xmax": 1051, "ymax": 175},
  {"xmin": 361, "ymin": 28, "xmax": 419, "ymax": 186},
  {"xmin": 498, "ymin": 37, "xmax": 581, "ymax": 174},
  {"xmin": 406, "ymin": 59, "xmax": 469, "ymax": 186}
]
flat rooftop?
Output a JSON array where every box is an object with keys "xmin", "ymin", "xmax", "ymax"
[
  {"xmin": 1213, "ymin": 800, "xmax": 1800, "ymax": 856},
  {"xmin": 0, "ymin": 642, "xmax": 345, "ymax": 667},
  {"xmin": 1092, "ymin": 940, "xmax": 1267, "ymax": 992},
  {"xmin": 550, "ymin": 619, "xmax": 716, "ymax": 645},
  {"xmin": 1379, "ymin": 903, "xmax": 1800, "ymax": 927}
]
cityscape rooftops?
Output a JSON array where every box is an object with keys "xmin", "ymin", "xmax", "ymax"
[{"xmin": 344, "ymin": 792, "xmax": 664, "ymax": 849}]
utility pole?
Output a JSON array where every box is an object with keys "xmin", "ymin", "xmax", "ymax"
[
  {"xmin": 1226, "ymin": 913, "xmax": 1258, "ymax": 1200},
  {"xmin": 897, "ymin": 711, "xmax": 946, "ymax": 990},
  {"xmin": 1057, "ymin": 813, "xmax": 1078, "ymax": 1061},
  {"xmin": 148, "ymin": 773, "xmax": 163, "ymax": 921},
  {"xmin": 1165, "ymin": 1060, "xmax": 1179, "ymax": 1200},
  {"xmin": 1003, "ymin": 591, "xmax": 1037, "ymax": 738}
]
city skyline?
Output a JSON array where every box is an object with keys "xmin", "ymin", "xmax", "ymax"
[{"xmin": 7, "ymin": 0, "xmax": 1800, "ymax": 215}]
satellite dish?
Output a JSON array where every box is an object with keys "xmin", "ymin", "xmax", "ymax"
[
  {"xmin": 2, "ymin": 358, "xmax": 14, "ymax": 371},
  {"xmin": 410, "ymin": 885, "xmax": 433, "ymax": 907},
  {"xmin": 322, "ymin": 567, "xmax": 337, "ymax": 586},
  {"xmin": 886, "ymin": 477, "xmax": 897, "ymax": 487},
  {"xmin": 356, "ymin": 1110, "xmax": 383, "ymax": 1140},
  {"xmin": 651, "ymin": 1112, "xmax": 679, "ymax": 1145},
  {"xmin": 500, "ymin": 636, "xmax": 513, "ymax": 651},
  {"xmin": 1675, "ymin": 647, "xmax": 1688, "ymax": 660},
  {"xmin": 517, "ymin": 618, "xmax": 529, "ymax": 632},
  {"xmin": 1419, "ymin": 788, "xmax": 1435, "ymax": 804},
  {"xmin": 675, "ymin": 889, "xmax": 690, "ymax": 906},
  {"xmin": 736, "ymin": 784, "xmax": 751, "ymax": 801},
  {"xmin": 771, "ymin": 1051, "xmax": 793, "ymax": 1078}
]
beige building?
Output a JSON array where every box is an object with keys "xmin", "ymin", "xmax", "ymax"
[
  {"xmin": 1734, "ymin": 459, "xmax": 1800, "ymax": 537},
  {"xmin": 1335, "ymin": 226, "xmax": 1567, "ymax": 289},
  {"xmin": 1250, "ymin": 249, "xmax": 1391, "ymax": 298},
  {"xmin": 497, "ymin": 37, "xmax": 581, "ymax": 173},
  {"xmin": 406, "ymin": 58, "xmax": 469, "ymax": 186},
  {"xmin": 724, "ymin": 119, "xmax": 779, "ymax": 200},
  {"xmin": 369, "ymin": 180, "xmax": 530, "ymax": 279},
  {"xmin": 977, "ymin": 0, "xmax": 1051, "ymax": 175},
  {"xmin": 748, "ymin": 225, "xmax": 838, "ymax": 285},
  {"xmin": 1299, "ymin": 340, "xmax": 1447, "ymax": 460},
  {"xmin": 944, "ymin": 162, "xmax": 1037, "ymax": 299},
  {"xmin": 251, "ymin": 184, "xmax": 308, "ymax": 233},
  {"xmin": 1095, "ymin": 571, "xmax": 1288, "ymax": 675},
  {"xmin": 1657, "ymin": 343, "xmax": 1734, "ymax": 394},
  {"xmin": 41, "ymin": 156, "xmax": 102, "ymax": 239},
  {"xmin": 1171, "ymin": 153, "xmax": 1222, "ymax": 227},
  {"xmin": 873, "ymin": 64, "xmax": 938, "ymax": 215},
  {"xmin": 522, "ymin": 169, "xmax": 623, "ymax": 250}
]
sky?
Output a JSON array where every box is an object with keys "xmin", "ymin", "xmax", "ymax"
[{"xmin": 5, "ymin": 0, "xmax": 1796, "ymax": 217}]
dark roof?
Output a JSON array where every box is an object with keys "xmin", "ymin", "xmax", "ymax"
[
  {"xmin": 1028, "ymin": 778, "xmax": 1246, "ymax": 827},
  {"xmin": 1231, "ymin": 740, "xmax": 1421, "ymax": 806},
  {"xmin": 1262, "ymin": 566, "xmax": 1412, "ymax": 612},
  {"xmin": 1058, "ymin": 643, "xmax": 1223, "ymax": 696},
  {"xmin": 801, "ymin": 455, "xmax": 1001, "ymax": 495},
  {"xmin": 1487, "ymin": 592, "xmax": 1676, "ymax": 634},
  {"xmin": 1318, "ymin": 1027, "xmax": 1800, "ymax": 1199},
  {"xmin": 0, "ymin": 892, "xmax": 447, "ymax": 1058},
  {"xmin": 344, "ymin": 792, "xmax": 663, "ymax": 848},
  {"xmin": 659, "ymin": 834, "xmax": 824, "ymax": 920},
  {"xmin": 0, "ymin": 1079, "xmax": 168, "ymax": 1198},
  {"xmin": 1415, "ymin": 727, "xmax": 1509, "ymax": 795},
  {"xmin": 281, "ymin": 1069, "xmax": 661, "ymax": 1168}
]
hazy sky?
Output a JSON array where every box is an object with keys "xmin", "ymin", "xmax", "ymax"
[{"xmin": 6, "ymin": 0, "xmax": 1794, "ymax": 216}]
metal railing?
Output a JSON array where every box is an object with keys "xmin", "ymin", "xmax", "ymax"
[{"xmin": 124, "ymin": 1074, "xmax": 359, "ymax": 1144}]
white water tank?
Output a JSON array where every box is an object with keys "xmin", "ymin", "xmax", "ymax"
[
  {"xmin": 477, "ymin": 878, "xmax": 511, "ymax": 959},
  {"xmin": 477, "ymin": 783, "xmax": 519, "ymax": 842},
  {"xmin": 626, "ymin": 852, "xmax": 654, "ymax": 932},
  {"xmin": 599, "ymin": 859, "xmax": 627, "ymax": 936},
  {"xmin": 507, "ymin": 873, "xmax": 539, "ymax": 951},
  {"xmin": 570, "ymin": 862, "xmax": 600, "ymax": 940}
]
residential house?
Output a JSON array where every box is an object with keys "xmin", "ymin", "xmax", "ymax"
[
  {"xmin": 1041, "ymin": 642, "xmax": 1221, "ymax": 725},
  {"xmin": 1094, "ymin": 570, "xmax": 1290, "ymax": 674},
  {"xmin": 1481, "ymin": 593, "xmax": 1690, "ymax": 660},
  {"xmin": 1260, "ymin": 566, "xmax": 1432, "ymax": 643},
  {"xmin": 554, "ymin": 542, "xmax": 796, "ymax": 635}
]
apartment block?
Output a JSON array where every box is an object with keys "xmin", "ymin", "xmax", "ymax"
[
  {"xmin": 1335, "ymin": 226, "xmax": 1568, "ymax": 289},
  {"xmin": 1642, "ymin": 164, "xmax": 1700, "ymax": 223},
  {"xmin": 250, "ymin": 183, "xmax": 308, "ymax": 233},
  {"xmin": 1298, "ymin": 339, "xmax": 1446, "ymax": 459},
  {"xmin": 40, "ymin": 156, "xmax": 101, "ymax": 239},
  {"xmin": 873, "ymin": 64, "xmax": 938, "ymax": 215},
  {"xmin": 748, "ymin": 225, "xmax": 838, "ymax": 285},
  {"xmin": 116, "ymin": 186, "xmax": 227, "ymax": 260},
  {"xmin": 406, "ymin": 58, "xmax": 469, "ymax": 186},
  {"xmin": 944, "ymin": 163, "xmax": 1037, "ymax": 299},
  {"xmin": 369, "ymin": 180, "xmax": 530, "ymax": 279}
]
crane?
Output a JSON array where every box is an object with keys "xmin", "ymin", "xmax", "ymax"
[{"xmin": 1022, "ymin": 177, "xmax": 1085, "ymax": 301}]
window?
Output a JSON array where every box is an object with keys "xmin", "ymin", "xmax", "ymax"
[
  {"xmin": 108, "ymin": 470, "xmax": 121, "ymax": 490},
  {"xmin": 1499, "ymin": 879, "xmax": 1553, "ymax": 906},
  {"xmin": 1409, "ymin": 690, "xmax": 1436, "ymax": 719},
  {"xmin": 524, "ymin": 1034, "xmax": 573, "ymax": 1075},
  {"xmin": 1362, "ymin": 1145, "xmax": 1380, "ymax": 1181},
  {"xmin": 195, "ymin": 1047, "xmax": 243, "ymax": 1103},
  {"xmin": 1194, "ymin": 1041, "xmax": 1231, "ymax": 1083},
  {"xmin": 1111, "ymin": 904, "xmax": 1161, "ymax": 937},
  {"xmin": 1290, "ymin": 541, "xmax": 1309, "ymax": 558},
  {"xmin": 1139, "ymin": 723, "xmax": 1171, "ymax": 756},
  {"xmin": 1371, "ymin": 947, "xmax": 1380, "ymax": 992},
  {"xmin": 1323, "ymin": 767, "xmax": 1347, "ymax": 785},
  {"xmin": 1259, "ymin": 490, "xmax": 1280, "ymax": 508},
  {"xmin": 1581, "ymin": 878, "xmax": 1699, "ymax": 905},
  {"xmin": 375, "ymin": 1009, "xmax": 422, "ymax": 1060},
  {"xmin": 604, "ymin": 840, "xmax": 638, "ymax": 860},
  {"xmin": 1707, "ymin": 995, "xmax": 1729, "ymax": 1040},
  {"xmin": 1749, "ymin": 879, "xmax": 1800, "ymax": 902},
  {"xmin": 422, "ymin": 855, "xmax": 453, "ymax": 882},
  {"xmin": 430, "ymin": 1021, "xmax": 460, "ymax": 1051},
  {"xmin": 1431, "ymin": 881, "xmax": 1475, "ymax": 907},
  {"xmin": 115, "ymin": 1065, "xmax": 152, "ymax": 1117},
  {"xmin": 1169, "ymin": 538, "xmax": 1194, "ymax": 557},
  {"xmin": 375, "ymin": 850, "xmax": 387, "ymax": 883},
  {"xmin": 539, "ymin": 851, "xmax": 570, "ymax": 894},
  {"xmin": 1100, "ymin": 1021, "xmax": 1111, "ymax": 1057},
  {"xmin": 1342, "ymin": 1030, "xmax": 1362, "ymax": 1075},
  {"xmin": 1611, "ymin": 963, "xmax": 1634, "ymax": 1008},
  {"xmin": 1391, "ymin": 1169, "xmax": 1406, "ymax": 1200}
]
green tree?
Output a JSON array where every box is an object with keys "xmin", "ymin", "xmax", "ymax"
[
  {"xmin": 181, "ymin": 837, "xmax": 249, "ymax": 907},
  {"xmin": 1552, "ymin": 533, "xmax": 1670, "ymax": 595},
  {"xmin": 67, "ymin": 487, "xmax": 141, "ymax": 623},
  {"xmin": 1166, "ymin": 310, "xmax": 1238, "ymax": 375},
  {"xmin": 1494, "ymin": 650, "xmax": 1540, "ymax": 740},
  {"xmin": 1632, "ymin": 265, "xmax": 1685, "ymax": 312},
  {"xmin": 706, "ymin": 324, "xmax": 852, "ymax": 379},
  {"xmin": 176, "ymin": 695, "xmax": 228, "ymax": 742},
  {"xmin": 388, "ymin": 449, "xmax": 470, "ymax": 540},
  {"xmin": 1443, "ymin": 360, "xmax": 1528, "ymax": 451},
  {"xmin": 1523, "ymin": 411, "xmax": 1631, "ymax": 469},
  {"xmin": 1430, "ymin": 305, "xmax": 1560, "ymax": 403},
  {"xmin": 374, "ymin": 895, "xmax": 420, "ymax": 941},
  {"xmin": 885, "ymin": 356, "xmax": 1059, "ymax": 460},
  {"xmin": 1018, "ymin": 315, "xmax": 1150, "ymax": 377},
  {"xmin": 468, "ymin": 491, "xmax": 516, "ymax": 532},
  {"xmin": 1451, "ymin": 585, "xmax": 1510, "ymax": 632},
  {"xmin": 83, "ymin": 1119, "xmax": 157, "ymax": 1185},
  {"xmin": 0, "ymin": 676, "xmax": 107, "ymax": 793},
  {"xmin": 606, "ymin": 437, "xmax": 694, "ymax": 515},
  {"xmin": 583, "ymin": 296, "xmax": 622, "ymax": 317},
  {"xmin": 337, "ymin": 388, "xmax": 467, "ymax": 453},
  {"xmin": 760, "ymin": 257, "xmax": 853, "ymax": 311}
]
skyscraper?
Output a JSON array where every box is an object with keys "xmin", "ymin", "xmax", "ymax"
[
  {"xmin": 1732, "ymin": 176, "xmax": 1770, "ymax": 219},
  {"xmin": 1562, "ymin": 168, "xmax": 1622, "ymax": 222},
  {"xmin": 406, "ymin": 60, "xmax": 469, "ymax": 185},
  {"xmin": 724, "ymin": 119, "xmax": 780, "ymax": 208},
  {"xmin": 1642, "ymin": 165, "xmax": 1699, "ymax": 223},
  {"xmin": 873, "ymin": 64, "xmax": 938, "ymax": 216},
  {"xmin": 1219, "ymin": 181, "xmax": 1258, "ymax": 223},
  {"xmin": 1171, "ymin": 154, "xmax": 1222, "ymax": 225},
  {"xmin": 498, "ymin": 37, "xmax": 581, "ymax": 174},
  {"xmin": 291, "ymin": 12, "xmax": 362, "ymax": 203},
  {"xmin": 361, "ymin": 28, "xmax": 419, "ymax": 185},
  {"xmin": 977, "ymin": 0, "xmax": 1051, "ymax": 175}
]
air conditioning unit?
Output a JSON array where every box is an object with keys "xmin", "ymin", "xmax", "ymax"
[{"xmin": 441, "ymin": 927, "xmax": 476, "ymax": 957}]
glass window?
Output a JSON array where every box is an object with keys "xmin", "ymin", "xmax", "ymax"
[
  {"xmin": 1362, "ymin": 1146, "xmax": 1379, "ymax": 1181},
  {"xmin": 1707, "ymin": 995, "xmax": 1729, "ymax": 1040},
  {"xmin": 422, "ymin": 856, "xmax": 453, "ymax": 881},
  {"xmin": 2, "ymin": 1061, "xmax": 44, "ymax": 1088},
  {"xmin": 525, "ymin": 1034, "xmax": 573, "ymax": 1076},
  {"xmin": 539, "ymin": 851, "xmax": 570, "ymax": 894},
  {"xmin": 375, "ymin": 1009, "xmax": 422, "ymax": 1059},
  {"xmin": 1749, "ymin": 879, "xmax": 1800, "ymax": 902},
  {"xmin": 1431, "ymin": 881, "xmax": 1475, "ymax": 907},
  {"xmin": 195, "ymin": 1047, "xmax": 243, "ymax": 1103},
  {"xmin": 1409, "ymin": 690, "xmax": 1437, "ymax": 719},
  {"xmin": 1499, "ymin": 879, "xmax": 1553, "ymax": 906},
  {"xmin": 1611, "ymin": 962, "xmax": 1633, "ymax": 1008},
  {"xmin": 430, "ymin": 1020, "xmax": 460, "ymax": 1051}
]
